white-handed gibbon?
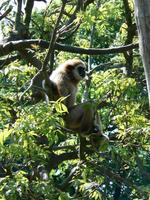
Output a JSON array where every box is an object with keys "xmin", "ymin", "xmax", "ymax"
[{"xmin": 42, "ymin": 59, "xmax": 86, "ymax": 108}]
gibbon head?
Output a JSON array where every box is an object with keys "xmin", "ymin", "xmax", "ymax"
[{"xmin": 62, "ymin": 59, "xmax": 86, "ymax": 83}]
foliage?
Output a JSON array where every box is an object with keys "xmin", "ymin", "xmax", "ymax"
[
  {"xmin": 0, "ymin": 0, "xmax": 150, "ymax": 199},
  {"xmin": 0, "ymin": 65, "xmax": 149, "ymax": 199}
]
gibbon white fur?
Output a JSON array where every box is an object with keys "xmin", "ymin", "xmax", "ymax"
[{"xmin": 43, "ymin": 59, "xmax": 86, "ymax": 108}]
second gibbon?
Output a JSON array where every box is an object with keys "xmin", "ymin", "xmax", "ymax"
[{"xmin": 64, "ymin": 102, "xmax": 103, "ymax": 137}]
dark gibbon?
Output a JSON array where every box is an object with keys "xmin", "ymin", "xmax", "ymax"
[
  {"xmin": 64, "ymin": 102, "xmax": 103, "ymax": 137},
  {"xmin": 42, "ymin": 58, "xmax": 86, "ymax": 108}
]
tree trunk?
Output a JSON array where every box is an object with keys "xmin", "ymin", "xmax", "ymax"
[{"xmin": 134, "ymin": 0, "xmax": 150, "ymax": 109}]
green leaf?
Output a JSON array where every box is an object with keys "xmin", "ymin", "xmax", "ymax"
[{"xmin": 0, "ymin": 129, "xmax": 11, "ymax": 145}]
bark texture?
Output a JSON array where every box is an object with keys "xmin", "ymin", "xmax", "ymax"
[{"xmin": 134, "ymin": 0, "xmax": 150, "ymax": 108}]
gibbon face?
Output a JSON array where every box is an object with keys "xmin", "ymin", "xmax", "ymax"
[
  {"xmin": 70, "ymin": 61, "xmax": 86, "ymax": 82},
  {"xmin": 50, "ymin": 59, "xmax": 86, "ymax": 85}
]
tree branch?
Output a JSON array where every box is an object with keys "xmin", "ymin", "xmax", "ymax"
[
  {"xmin": 19, "ymin": 49, "xmax": 42, "ymax": 69},
  {"xmin": 0, "ymin": 39, "xmax": 139, "ymax": 57},
  {"xmin": 58, "ymin": 22, "xmax": 81, "ymax": 41},
  {"xmin": 122, "ymin": 0, "xmax": 136, "ymax": 75},
  {"xmin": 87, "ymin": 62, "xmax": 127, "ymax": 75},
  {"xmin": 15, "ymin": 0, "xmax": 22, "ymax": 31},
  {"xmin": 0, "ymin": 55, "xmax": 21, "ymax": 69},
  {"xmin": 88, "ymin": 160, "xmax": 147, "ymax": 196},
  {"xmin": 58, "ymin": 164, "xmax": 81, "ymax": 191},
  {"xmin": 55, "ymin": 42, "xmax": 139, "ymax": 55},
  {"xmin": 47, "ymin": 151, "xmax": 78, "ymax": 171},
  {"xmin": 42, "ymin": 0, "xmax": 67, "ymax": 72},
  {"xmin": 0, "ymin": 6, "xmax": 13, "ymax": 21},
  {"xmin": 24, "ymin": 0, "xmax": 34, "ymax": 31}
]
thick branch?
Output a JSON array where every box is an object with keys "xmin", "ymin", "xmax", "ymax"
[
  {"xmin": 15, "ymin": 0, "xmax": 22, "ymax": 31},
  {"xmin": 123, "ymin": 0, "xmax": 136, "ymax": 75},
  {"xmin": 47, "ymin": 151, "xmax": 78, "ymax": 171},
  {"xmin": 123, "ymin": 0, "xmax": 133, "ymax": 28},
  {"xmin": 24, "ymin": 0, "xmax": 34, "ymax": 30},
  {"xmin": 55, "ymin": 43, "xmax": 139, "ymax": 55},
  {"xmin": 0, "ymin": 39, "xmax": 139, "ymax": 57}
]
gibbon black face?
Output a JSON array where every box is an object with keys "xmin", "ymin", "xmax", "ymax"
[
  {"xmin": 77, "ymin": 66, "xmax": 86, "ymax": 78},
  {"xmin": 69, "ymin": 60, "xmax": 86, "ymax": 83}
]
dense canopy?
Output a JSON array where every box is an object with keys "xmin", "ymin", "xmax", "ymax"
[{"xmin": 0, "ymin": 0, "xmax": 150, "ymax": 199}]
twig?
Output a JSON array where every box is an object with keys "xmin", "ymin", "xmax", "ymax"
[
  {"xmin": 58, "ymin": 20, "xmax": 77, "ymax": 35},
  {"xmin": 0, "ymin": 54, "xmax": 21, "ymax": 69},
  {"xmin": 59, "ymin": 22, "xmax": 81, "ymax": 41},
  {"xmin": 58, "ymin": 163, "xmax": 81, "ymax": 191},
  {"xmin": 87, "ymin": 62, "xmax": 126, "ymax": 75},
  {"xmin": 42, "ymin": 0, "xmax": 67, "ymax": 72},
  {"xmin": 0, "ymin": 6, "xmax": 13, "ymax": 21},
  {"xmin": 19, "ymin": 69, "xmax": 47, "ymax": 101}
]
